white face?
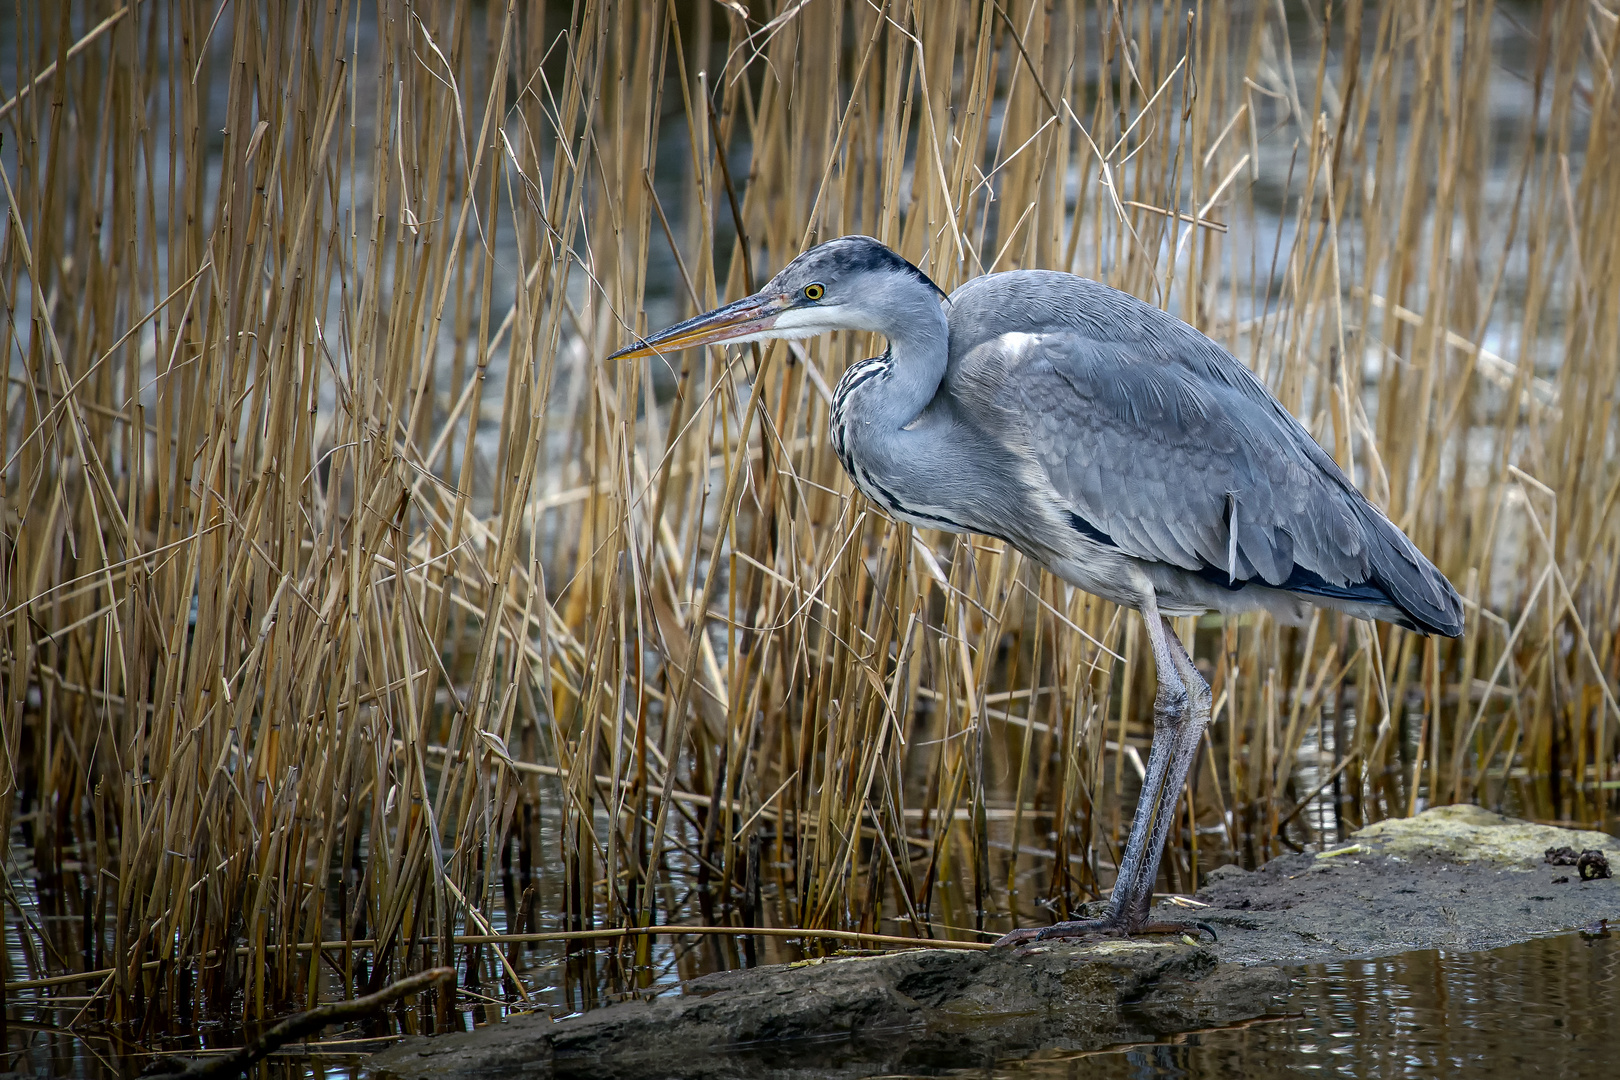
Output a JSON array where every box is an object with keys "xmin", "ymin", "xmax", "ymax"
[{"xmin": 759, "ymin": 302, "xmax": 852, "ymax": 340}]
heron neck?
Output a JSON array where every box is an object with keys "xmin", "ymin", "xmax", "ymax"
[{"xmin": 870, "ymin": 296, "xmax": 950, "ymax": 427}]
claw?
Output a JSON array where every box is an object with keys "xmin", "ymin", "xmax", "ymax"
[{"xmin": 991, "ymin": 926, "xmax": 1050, "ymax": 948}]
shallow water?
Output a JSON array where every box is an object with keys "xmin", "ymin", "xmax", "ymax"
[{"xmin": 998, "ymin": 931, "xmax": 1619, "ymax": 1080}]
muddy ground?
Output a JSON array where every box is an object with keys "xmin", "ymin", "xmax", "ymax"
[{"xmin": 370, "ymin": 805, "xmax": 1619, "ymax": 1080}]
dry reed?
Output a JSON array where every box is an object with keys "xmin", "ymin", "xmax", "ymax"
[{"xmin": 2, "ymin": 0, "xmax": 1617, "ymax": 1040}]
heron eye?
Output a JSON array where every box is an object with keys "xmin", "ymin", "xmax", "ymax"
[{"xmin": 803, "ymin": 282, "xmax": 825, "ymax": 301}]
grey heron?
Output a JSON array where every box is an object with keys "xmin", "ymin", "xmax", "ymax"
[{"xmin": 611, "ymin": 235, "xmax": 1463, "ymax": 945}]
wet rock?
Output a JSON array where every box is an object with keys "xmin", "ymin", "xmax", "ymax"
[
  {"xmin": 371, "ymin": 942, "xmax": 1288, "ymax": 1079},
  {"xmin": 1197, "ymin": 805, "xmax": 1620, "ymax": 964}
]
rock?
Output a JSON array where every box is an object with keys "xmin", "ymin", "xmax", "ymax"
[
  {"xmin": 1202, "ymin": 862, "xmax": 1250, "ymax": 884},
  {"xmin": 371, "ymin": 942, "xmax": 1288, "ymax": 1079},
  {"xmin": 1196, "ymin": 805, "xmax": 1620, "ymax": 964},
  {"xmin": 1353, "ymin": 803, "xmax": 1620, "ymax": 868}
]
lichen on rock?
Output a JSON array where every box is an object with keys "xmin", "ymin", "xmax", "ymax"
[{"xmin": 1354, "ymin": 804, "xmax": 1620, "ymax": 870}]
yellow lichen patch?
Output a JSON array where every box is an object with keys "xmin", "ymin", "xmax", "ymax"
[
  {"xmin": 1078, "ymin": 939, "xmax": 1184, "ymax": 957},
  {"xmin": 1353, "ymin": 805, "xmax": 1620, "ymax": 871}
]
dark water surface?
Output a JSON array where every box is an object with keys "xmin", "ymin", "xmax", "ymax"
[{"xmin": 998, "ymin": 932, "xmax": 1618, "ymax": 1080}]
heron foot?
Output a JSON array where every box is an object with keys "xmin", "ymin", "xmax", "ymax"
[{"xmin": 993, "ymin": 915, "xmax": 1217, "ymax": 949}]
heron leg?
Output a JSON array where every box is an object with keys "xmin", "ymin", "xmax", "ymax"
[
  {"xmin": 1123, "ymin": 620, "xmax": 1212, "ymax": 924},
  {"xmin": 996, "ymin": 603, "xmax": 1213, "ymax": 947},
  {"xmin": 1101, "ymin": 608, "xmax": 1190, "ymax": 925}
]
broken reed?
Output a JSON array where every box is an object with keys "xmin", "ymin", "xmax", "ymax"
[{"xmin": 2, "ymin": 0, "xmax": 1617, "ymax": 1027}]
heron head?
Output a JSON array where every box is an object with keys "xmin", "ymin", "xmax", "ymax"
[{"xmin": 609, "ymin": 235, "xmax": 944, "ymax": 360}]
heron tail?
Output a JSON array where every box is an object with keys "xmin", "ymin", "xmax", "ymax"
[{"xmin": 1360, "ymin": 506, "xmax": 1465, "ymax": 637}]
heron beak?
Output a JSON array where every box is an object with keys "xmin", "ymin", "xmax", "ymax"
[{"xmin": 609, "ymin": 292, "xmax": 790, "ymax": 360}]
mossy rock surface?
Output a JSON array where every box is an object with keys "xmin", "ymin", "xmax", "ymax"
[
  {"xmin": 1197, "ymin": 805, "xmax": 1617, "ymax": 965},
  {"xmin": 1352, "ymin": 804, "xmax": 1620, "ymax": 868}
]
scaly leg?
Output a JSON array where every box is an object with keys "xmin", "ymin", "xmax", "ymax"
[
  {"xmin": 1121, "ymin": 623, "xmax": 1213, "ymax": 925},
  {"xmin": 996, "ymin": 605, "xmax": 1213, "ymax": 946}
]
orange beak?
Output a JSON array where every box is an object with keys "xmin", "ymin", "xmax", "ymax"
[{"xmin": 609, "ymin": 292, "xmax": 791, "ymax": 359}]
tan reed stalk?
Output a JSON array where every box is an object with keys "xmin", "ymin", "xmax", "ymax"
[{"xmin": 1, "ymin": 0, "xmax": 1616, "ymax": 1033}]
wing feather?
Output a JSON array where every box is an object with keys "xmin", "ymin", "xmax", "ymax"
[{"xmin": 943, "ymin": 270, "xmax": 1462, "ymax": 635}]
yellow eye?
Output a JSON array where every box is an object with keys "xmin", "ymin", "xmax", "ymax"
[{"xmin": 803, "ymin": 282, "xmax": 825, "ymax": 301}]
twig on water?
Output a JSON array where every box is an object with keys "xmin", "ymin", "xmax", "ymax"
[{"xmin": 145, "ymin": 968, "xmax": 454, "ymax": 1079}]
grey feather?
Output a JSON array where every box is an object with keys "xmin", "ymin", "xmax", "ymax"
[
  {"xmin": 615, "ymin": 236, "xmax": 1462, "ymax": 638},
  {"xmin": 942, "ymin": 270, "xmax": 1462, "ymax": 636}
]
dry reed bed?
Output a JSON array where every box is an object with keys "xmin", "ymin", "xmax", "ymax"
[{"xmin": 1, "ymin": 0, "xmax": 1617, "ymax": 1033}]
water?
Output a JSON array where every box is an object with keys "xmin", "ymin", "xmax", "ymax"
[{"xmin": 999, "ymin": 932, "xmax": 1620, "ymax": 1080}]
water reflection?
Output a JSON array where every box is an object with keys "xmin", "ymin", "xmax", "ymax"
[{"xmin": 1002, "ymin": 932, "xmax": 1619, "ymax": 1080}]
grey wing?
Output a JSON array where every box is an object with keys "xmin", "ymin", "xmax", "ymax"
[{"xmin": 949, "ymin": 310, "xmax": 1461, "ymax": 635}]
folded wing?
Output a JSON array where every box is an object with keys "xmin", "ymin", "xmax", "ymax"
[{"xmin": 944, "ymin": 271, "xmax": 1463, "ymax": 636}]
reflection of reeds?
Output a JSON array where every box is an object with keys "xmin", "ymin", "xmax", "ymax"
[
  {"xmin": 1, "ymin": 0, "xmax": 1615, "ymax": 1028},
  {"xmin": 1075, "ymin": 933, "xmax": 1620, "ymax": 1077}
]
